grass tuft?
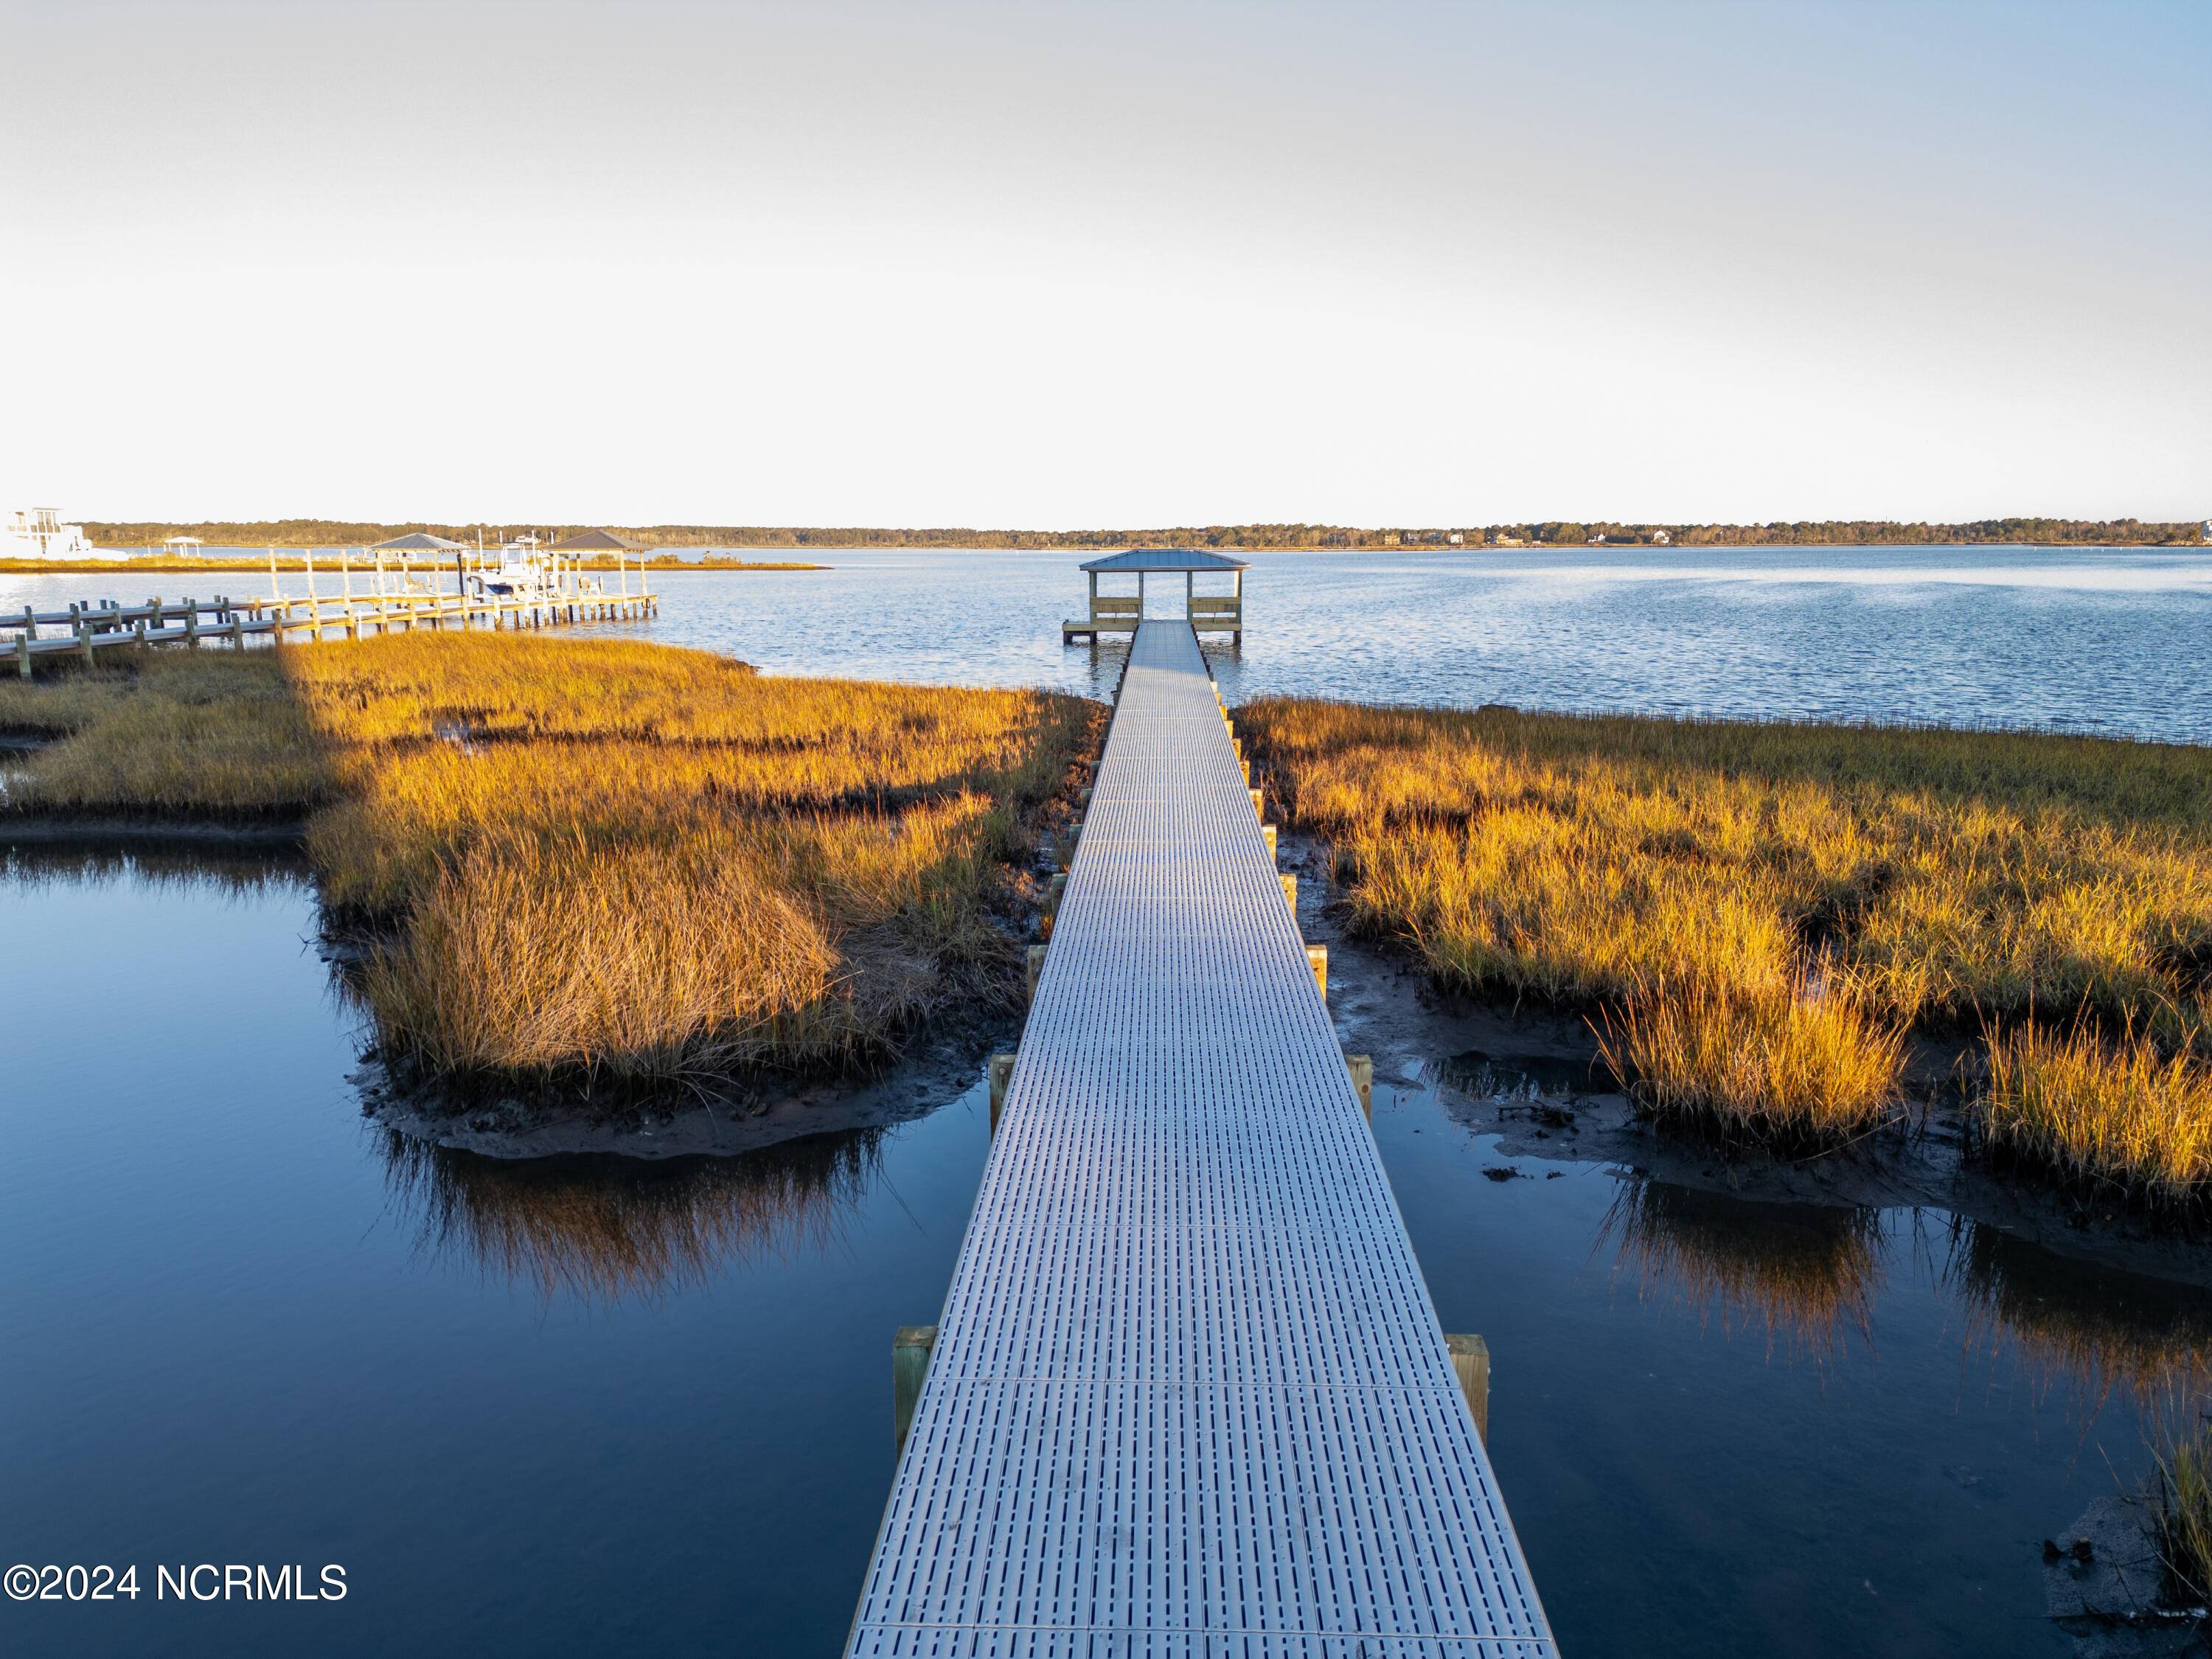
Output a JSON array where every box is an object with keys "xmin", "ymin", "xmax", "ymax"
[
  {"xmin": 1597, "ymin": 970, "xmax": 1905, "ymax": 1141},
  {"xmin": 1978, "ymin": 1019, "xmax": 2212, "ymax": 1203},
  {"xmin": 2151, "ymin": 1402, "xmax": 2212, "ymax": 1607}
]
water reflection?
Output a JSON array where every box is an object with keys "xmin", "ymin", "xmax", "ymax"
[
  {"xmin": 1946, "ymin": 1219, "xmax": 2212, "ymax": 1409},
  {"xmin": 377, "ymin": 1127, "xmax": 888, "ymax": 1303},
  {"xmin": 1600, "ymin": 1178, "xmax": 1886, "ymax": 1359},
  {"xmin": 1600, "ymin": 1171, "xmax": 2212, "ymax": 1414},
  {"xmin": 1, "ymin": 839, "xmax": 307, "ymax": 893}
]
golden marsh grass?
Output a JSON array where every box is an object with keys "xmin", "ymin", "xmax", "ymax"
[
  {"xmin": 3, "ymin": 636, "xmax": 1099, "ymax": 1085},
  {"xmin": 2149, "ymin": 1396, "xmax": 2212, "ymax": 1606},
  {"xmin": 1244, "ymin": 698, "xmax": 2212, "ymax": 1182},
  {"xmin": 1979, "ymin": 1020, "xmax": 2212, "ymax": 1203}
]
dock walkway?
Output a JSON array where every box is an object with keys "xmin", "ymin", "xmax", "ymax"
[{"xmin": 847, "ymin": 620, "xmax": 1554, "ymax": 1657}]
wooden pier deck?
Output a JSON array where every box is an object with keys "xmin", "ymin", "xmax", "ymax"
[
  {"xmin": 847, "ymin": 620, "xmax": 1554, "ymax": 1658},
  {"xmin": 5, "ymin": 585, "xmax": 655, "ymax": 677}
]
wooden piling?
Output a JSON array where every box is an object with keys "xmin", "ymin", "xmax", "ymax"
[
  {"xmin": 1444, "ymin": 1334, "xmax": 1490, "ymax": 1443},
  {"xmin": 894, "ymin": 1324, "xmax": 938, "ymax": 1460},
  {"xmin": 1306, "ymin": 945, "xmax": 1327, "ymax": 999},
  {"xmin": 1346, "ymin": 1053, "xmax": 1373, "ymax": 1117},
  {"xmin": 989, "ymin": 1053, "xmax": 1017, "ymax": 1135}
]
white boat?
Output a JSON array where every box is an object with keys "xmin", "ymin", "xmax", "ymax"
[
  {"xmin": 3, "ymin": 507, "xmax": 104, "ymax": 560},
  {"xmin": 476, "ymin": 560, "xmax": 562, "ymax": 599},
  {"xmin": 473, "ymin": 536, "xmax": 605, "ymax": 600}
]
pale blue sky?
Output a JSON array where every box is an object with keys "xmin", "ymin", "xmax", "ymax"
[{"xmin": 2, "ymin": 0, "xmax": 2205, "ymax": 526}]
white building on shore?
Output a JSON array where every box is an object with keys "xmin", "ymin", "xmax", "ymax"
[{"xmin": 2, "ymin": 507, "xmax": 105, "ymax": 559}]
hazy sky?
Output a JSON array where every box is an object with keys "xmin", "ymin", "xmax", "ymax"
[{"xmin": 3, "ymin": 0, "xmax": 2205, "ymax": 526}]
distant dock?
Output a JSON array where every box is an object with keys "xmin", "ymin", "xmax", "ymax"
[{"xmin": 6, "ymin": 545, "xmax": 655, "ymax": 677}]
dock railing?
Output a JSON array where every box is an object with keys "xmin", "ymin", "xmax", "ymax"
[{"xmin": 4, "ymin": 551, "xmax": 657, "ymax": 678}]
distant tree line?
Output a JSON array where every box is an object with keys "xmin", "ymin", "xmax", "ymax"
[{"xmin": 83, "ymin": 517, "xmax": 2205, "ymax": 551}]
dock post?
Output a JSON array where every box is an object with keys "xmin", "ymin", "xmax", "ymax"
[
  {"xmin": 894, "ymin": 1325, "xmax": 937, "ymax": 1461},
  {"xmin": 19, "ymin": 604, "xmax": 34, "ymax": 642},
  {"xmin": 15, "ymin": 636, "xmax": 28, "ymax": 679},
  {"xmin": 1057, "ymin": 815, "xmax": 1082, "ymax": 872},
  {"xmin": 1280, "ymin": 872, "xmax": 1297, "ymax": 912},
  {"xmin": 1262, "ymin": 824, "xmax": 1277, "ymax": 860},
  {"xmin": 1306, "ymin": 945, "xmax": 1327, "ymax": 999},
  {"xmin": 1041, "ymin": 872, "xmax": 1067, "ymax": 939},
  {"xmin": 1026, "ymin": 945, "xmax": 1047, "ymax": 1001},
  {"xmin": 989, "ymin": 1053, "xmax": 1017, "ymax": 1135},
  {"xmin": 1249, "ymin": 787, "xmax": 1263, "ymax": 817},
  {"xmin": 1445, "ymin": 1334, "xmax": 1491, "ymax": 1443},
  {"xmin": 1346, "ymin": 1053, "xmax": 1373, "ymax": 1117},
  {"xmin": 78, "ymin": 617, "xmax": 94, "ymax": 666}
]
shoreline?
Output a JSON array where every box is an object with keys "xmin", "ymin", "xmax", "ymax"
[
  {"xmin": 10, "ymin": 809, "xmax": 2202, "ymax": 1295},
  {"xmin": 7, "ymin": 540, "xmax": 2204, "ymax": 569},
  {"xmin": 1279, "ymin": 830, "xmax": 2212, "ymax": 1294}
]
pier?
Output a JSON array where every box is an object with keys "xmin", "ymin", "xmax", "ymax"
[
  {"xmin": 5, "ymin": 552, "xmax": 656, "ymax": 678},
  {"xmin": 848, "ymin": 619, "xmax": 1554, "ymax": 1657}
]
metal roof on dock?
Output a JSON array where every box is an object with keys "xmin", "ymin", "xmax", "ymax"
[
  {"xmin": 1078, "ymin": 546, "xmax": 1250, "ymax": 573},
  {"xmin": 370, "ymin": 532, "xmax": 466, "ymax": 550},
  {"xmin": 548, "ymin": 529, "xmax": 645, "ymax": 552}
]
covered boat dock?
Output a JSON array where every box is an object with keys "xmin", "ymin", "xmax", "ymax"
[{"xmin": 1064, "ymin": 546, "xmax": 1246, "ymax": 645}]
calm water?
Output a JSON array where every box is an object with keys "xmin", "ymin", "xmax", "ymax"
[
  {"xmin": 7, "ymin": 853, "xmax": 2206, "ymax": 1656},
  {"xmin": 11, "ymin": 543, "xmax": 2210, "ymax": 740}
]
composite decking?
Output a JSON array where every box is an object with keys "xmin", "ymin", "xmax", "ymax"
[{"xmin": 846, "ymin": 619, "xmax": 1555, "ymax": 1658}]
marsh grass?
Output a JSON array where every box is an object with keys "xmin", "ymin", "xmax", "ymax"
[
  {"xmin": 1978, "ymin": 1019, "xmax": 2212, "ymax": 1203},
  {"xmin": 3, "ymin": 636, "xmax": 1099, "ymax": 1086},
  {"xmin": 1596, "ymin": 970, "xmax": 1905, "ymax": 1141},
  {"xmin": 2150, "ymin": 1401, "xmax": 2212, "ymax": 1607},
  {"xmin": 1245, "ymin": 698, "xmax": 2212, "ymax": 1180}
]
